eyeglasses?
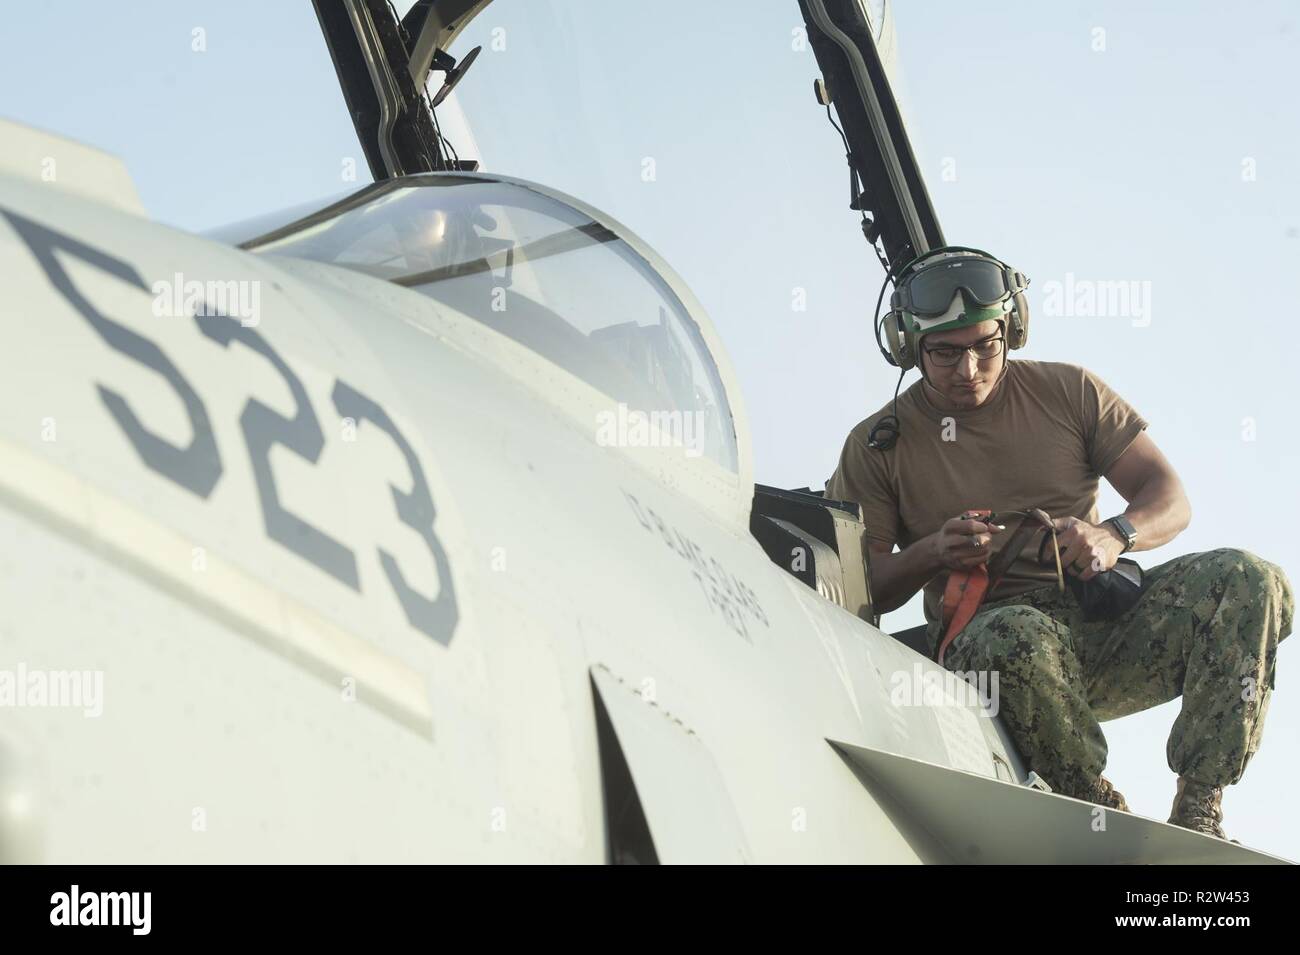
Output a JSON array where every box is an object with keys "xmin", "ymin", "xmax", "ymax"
[{"xmin": 923, "ymin": 336, "xmax": 1005, "ymax": 367}]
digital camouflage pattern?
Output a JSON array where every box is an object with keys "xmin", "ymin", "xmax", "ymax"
[{"xmin": 927, "ymin": 548, "xmax": 1294, "ymax": 798}]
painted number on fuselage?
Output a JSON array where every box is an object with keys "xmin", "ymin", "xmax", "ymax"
[
  {"xmin": 3, "ymin": 210, "xmax": 223, "ymax": 497},
  {"xmin": 3, "ymin": 209, "xmax": 458, "ymax": 645},
  {"xmin": 332, "ymin": 381, "xmax": 457, "ymax": 644},
  {"xmin": 198, "ymin": 317, "xmax": 360, "ymax": 589}
]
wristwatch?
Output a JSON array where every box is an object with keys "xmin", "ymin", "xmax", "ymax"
[{"xmin": 1104, "ymin": 515, "xmax": 1137, "ymax": 553}]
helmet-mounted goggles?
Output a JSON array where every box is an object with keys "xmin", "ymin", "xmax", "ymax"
[{"xmin": 892, "ymin": 256, "xmax": 1028, "ymax": 319}]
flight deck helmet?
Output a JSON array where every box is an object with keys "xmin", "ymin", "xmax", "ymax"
[{"xmin": 882, "ymin": 247, "xmax": 1030, "ymax": 371}]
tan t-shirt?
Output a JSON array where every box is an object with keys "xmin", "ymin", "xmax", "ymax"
[{"xmin": 826, "ymin": 360, "xmax": 1148, "ymax": 626}]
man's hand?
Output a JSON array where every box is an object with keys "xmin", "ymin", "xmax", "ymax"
[
  {"xmin": 1050, "ymin": 516, "xmax": 1126, "ymax": 581},
  {"xmin": 934, "ymin": 513, "xmax": 1005, "ymax": 571}
]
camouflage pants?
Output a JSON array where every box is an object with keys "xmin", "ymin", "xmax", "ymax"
[{"xmin": 927, "ymin": 548, "xmax": 1293, "ymax": 797}]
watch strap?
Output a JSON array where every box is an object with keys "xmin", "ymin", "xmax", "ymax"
[{"xmin": 1105, "ymin": 515, "xmax": 1137, "ymax": 552}]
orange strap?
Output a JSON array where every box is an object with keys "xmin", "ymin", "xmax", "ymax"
[
  {"xmin": 937, "ymin": 565, "xmax": 988, "ymax": 666},
  {"xmin": 936, "ymin": 508, "xmax": 992, "ymax": 667}
]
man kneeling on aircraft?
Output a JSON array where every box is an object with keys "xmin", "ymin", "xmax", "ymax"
[{"xmin": 826, "ymin": 246, "xmax": 1293, "ymax": 840}]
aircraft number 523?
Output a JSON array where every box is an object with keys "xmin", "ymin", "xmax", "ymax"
[{"xmin": 2, "ymin": 208, "xmax": 458, "ymax": 646}]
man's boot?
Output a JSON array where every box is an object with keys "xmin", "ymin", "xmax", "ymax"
[
  {"xmin": 1080, "ymin": 776, "xmax": 1129, "ymax": 812},
  {"xmin": 1168, "ymin": 777, "xmax": 1233, "ymax": 841}
]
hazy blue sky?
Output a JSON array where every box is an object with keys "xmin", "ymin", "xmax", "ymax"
[{"xmin": 2, "ymin": 0, "xmax": 1296, "ymax": 856}]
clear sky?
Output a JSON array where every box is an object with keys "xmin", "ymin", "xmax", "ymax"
[{"xmin": 2, "ymin": 0, "xmax": 1296, "ymax": 857}]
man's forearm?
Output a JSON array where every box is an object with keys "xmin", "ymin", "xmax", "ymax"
[{"xmin": 869, "ymin": 533, "xmax": 943, "ymax": 614}]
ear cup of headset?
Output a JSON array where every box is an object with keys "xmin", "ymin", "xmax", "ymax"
[
  {"xmin": 883, "ymin": 310, "xmax": 915, "ymax": 370},
  {"xmin": 1006, "ymin": 289, "xmax": 1030, "ymax": 350}
]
